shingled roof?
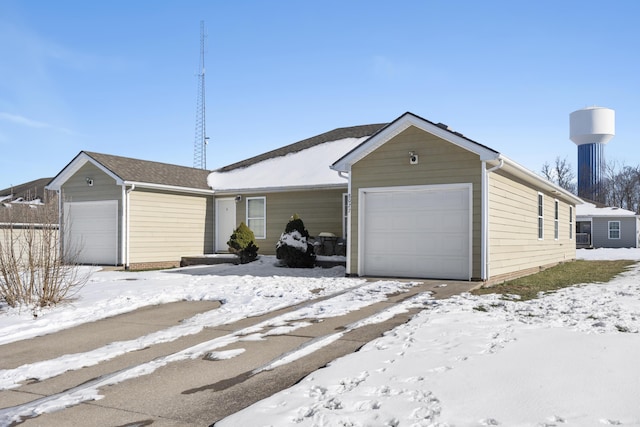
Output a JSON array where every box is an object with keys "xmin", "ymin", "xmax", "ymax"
[
  {"xmin": 216, "ymin": 123, "xmax": 388, "ymax": 172},
  {"xmin": 0, "ymin": 177, "xmax": 54, "ymax": 201},
  {"xmin": 79, "ymin": 151, "xmax": 211, "ymax": 190}
]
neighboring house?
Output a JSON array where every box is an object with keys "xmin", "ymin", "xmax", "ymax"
[
  {"xmin": 209, "ymin": 112, "xmax": 583, "ymax": 284},
  {"xmin": 576, "ymin": 201, "xmax": 640, "ymax": 249},
  {"xmin": 0, "ymin": 177, "xmax": 59, "ymax": 224},
  {"xmin": 0, "ymin": 178, "xmax": 59, "ymax": 264},
  {"xmin": 0, "ymin": 177, "xmax": 54, "ymax": 203},
  {"xmin": 0, "ymin": 177, "xmax": 57, "ymax": 214},
  {"xmin": 47, "ymin": 152, "xmax": 212, "ymax": 269}
]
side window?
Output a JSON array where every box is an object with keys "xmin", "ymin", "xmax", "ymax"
[
  {"xmin": 554, "ymin": 200, "xmax": 559, "ymax": 240},
  {"xmin": 569, "ymin": 206, "xmax": 573, "ymax": 240},
  {"xmin": 538, "ymin": 193, "xmax": 544, "ymax": 240},
  {"xmin": 608, "ymin": 221, "xmax": 620, "ymax": 239},
  {"xmin": 246, "ymin": 197, "xmax": 266, "ymax": 239},
  {"xmin": 342, "ymin": 193, "xmax": 349, "ymax": 239}
]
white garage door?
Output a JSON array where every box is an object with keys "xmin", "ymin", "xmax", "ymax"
[
  {"xmin": 64, "ymin": 201, "xmax": 118, "ymax": 265},
  {"xmin": 361, "ymin": 184, "xmax": 471, "ymax": 280}
]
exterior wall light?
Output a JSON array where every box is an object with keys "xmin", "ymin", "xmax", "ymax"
[{"xmin": 409, "ymin": 151, "xmax": 419, "ymax": 165}]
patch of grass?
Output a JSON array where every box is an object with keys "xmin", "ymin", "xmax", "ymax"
[{"xmin": 472, "ymin": 260, "xmax": 636, "ymax": 301}]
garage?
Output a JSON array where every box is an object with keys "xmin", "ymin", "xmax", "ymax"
[
  {"xmin": 360, "ymin": 184, "xmax": 471, "ymax": 280},
  {"xmin": 64, "ymin": 200, "xmax": 118, "ymax": 265}
]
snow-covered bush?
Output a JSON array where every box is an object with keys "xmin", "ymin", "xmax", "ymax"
[
  {"xmin": 227, "ymin": 222, "xmax": 259, "ymax": 264},
  {"xmin": 276, "ymin": 214, "xmax": 316, "ymax": 268}
]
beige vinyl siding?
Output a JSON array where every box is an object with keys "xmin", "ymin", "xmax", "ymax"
[
  {"xmin": 128, "ymin": 189, "xmax": 213, "ymax": 263},
  {"xmin": 488, "ymin": 170, "xmax": 575, "ymax": 278},
  {"xmin": 349, "ymin": 125, "xmax": 483, "ymax": 278},
  {"xmin": 233, "ymin": 188, "xmax": 346, "ymax": 255},
  {"xmin": 61, "ymin": 163, "xmax": 123, "ymax": 264}
]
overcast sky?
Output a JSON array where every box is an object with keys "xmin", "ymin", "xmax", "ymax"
[{"xmin": 1, "ymin": 0, "xmax": 638, "ymax": 189}]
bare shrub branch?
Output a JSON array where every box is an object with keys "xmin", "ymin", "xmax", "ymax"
[{"xmin": 0, "ymin": 198, "xmax": 91, "ymax": 309}]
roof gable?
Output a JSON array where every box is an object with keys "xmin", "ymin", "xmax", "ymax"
[
  {"xmin": 47, "ymin": 151, "xmax": 211, "ymax": 192},
  {"xmin": 331, "ymin": 112, "xmax": 500, "ymax": 172}
]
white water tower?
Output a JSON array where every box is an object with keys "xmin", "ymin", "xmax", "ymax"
[{"xmin": 570, "ymin": 106, "xmax": 615, "ymax": 201}]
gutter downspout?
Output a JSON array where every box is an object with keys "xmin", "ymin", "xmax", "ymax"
[
  {"xmin": 334, "ymin": 168, "xmax": 351, "ymax": 275},
  {"xmin": 481, "ymin": 158, "xmax": 504, "ymax": 281},
  {"xmin": 345, "ymin": 167, "xmax": 352, "ymax": 276},
  {"xmin": 57, "ymin": 189, "xmax": 63, "ymax": 260},
  {"xmin": 124, "ymin": 184, "xmax": 135, "ymax": 269}
]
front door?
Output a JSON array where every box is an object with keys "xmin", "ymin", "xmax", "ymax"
[{"xmin": 216, "ymin": 198, "xmax": 236, "ymax": 252}]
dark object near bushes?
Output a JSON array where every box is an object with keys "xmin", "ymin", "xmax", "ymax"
[
  {"xmin": 227, "ymin": 222, "xmax": 259, "ymax": 264},
  {"xmin": 276, "ymin": 214, "xmax": 316, "ymax": 268}
]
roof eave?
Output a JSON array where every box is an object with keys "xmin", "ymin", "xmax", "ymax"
[
  {"xmin": 211, "ymin": 183, "xmax": 348, "ymax": 195},
  {"xmin": 495, "ymin": 156, "xmax": 584, "ymax": 205},
  {"xmin": 125, "ymin": 181, "xmax": 213, "ymax": 195},
  {"xmin": 576, "ymin": 213, "xmax": 640, "ymax": 219}
]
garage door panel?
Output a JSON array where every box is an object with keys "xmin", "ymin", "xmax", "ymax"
[
  {"xmin": 365, "ymin": 254, "xmax": 468, "ymax": 279},
  {"xmin": 64, "ymin": 201, "xmax": 118, "ymax": 265},
  {"xmin": 362, "ymin": 185, "xmax": 471, "ymax": 280}
]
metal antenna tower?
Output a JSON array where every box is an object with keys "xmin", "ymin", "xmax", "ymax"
[{"xmin": 193, "ymin": 21, "xmax": 208, "ymax": 169}]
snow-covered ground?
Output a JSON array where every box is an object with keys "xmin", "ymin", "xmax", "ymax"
[
  {"xmin": 1, "ymin": 249, "xmax": 640, "ymax": 426},
  {"xmin": 219, "ymin": 249, "xmax": 640, "ymax": 427},
  {"xmin": 0, "ymin": 256, "xmax": 364, "ymax": 346}
]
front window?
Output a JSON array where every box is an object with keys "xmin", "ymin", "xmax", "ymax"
[
  {"xmin": 246, "ymin": 197, "xmax": 266, "ymax": 239},
  {"xmin": 538, "ymin": 193, "xmax": 544, "ymax": 240},
  {"xmin": 609, "ymin": 221, "xmax": 620, "ymax": 239}
]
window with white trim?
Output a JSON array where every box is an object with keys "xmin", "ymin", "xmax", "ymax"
[
  {"xmin": 608, "ymin": 221, "xmax": 620, "ymax": 239},
  {"xmin": 554, "ymin": 199, "xmax": 559, "ymax": 240},
  {"xmin": 246, "ymin": 197, "xmax": 266, "ymax": 239},
  {"xmin": 538, "ymin": 193, "xmax": 544, "ymax": 240},
  {"xmin": 569, "ymin": 206, "xmax": 573, "ymax": 240},
  {"xmin": 342, "ymin": 193, "xmax": 349, "ymax": 239}
]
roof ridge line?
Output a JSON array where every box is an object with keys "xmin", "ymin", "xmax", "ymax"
[{"xmin": 215, "ymin": 123, "xmax": 387, "ymax": 173}]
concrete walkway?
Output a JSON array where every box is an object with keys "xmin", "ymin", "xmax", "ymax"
[{"xmin": 0, "ymin": 279, "xmax": 477, "ymax": 427}]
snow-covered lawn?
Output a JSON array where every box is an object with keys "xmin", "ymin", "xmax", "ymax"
[
  {"xmin": 220, "ymin": 249, "xmax": 640, "ymax": 427},
  {"xmin": 1, "ymin": 249, "xmax": 639, "ymax": 426}
]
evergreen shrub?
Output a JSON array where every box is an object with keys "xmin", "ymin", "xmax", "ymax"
[
  {"xmin": 227, "ymin": 222, "xmax": 259, "ymax": 264},
  {"xmin": 276, "ymin": 214, "xmax": 316, "ymax": 268}
]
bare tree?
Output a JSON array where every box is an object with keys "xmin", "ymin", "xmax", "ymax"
[
  {"xmin": 0, "ymin": 199, "xmax": 90, "ymax": 310},
  {"xmin": 541, "ymin": 156, "xmax": 576, "ymax": 194},
  {"xmin": 601, "ymin": 161, "xmax": 640, "ymax": 213}
]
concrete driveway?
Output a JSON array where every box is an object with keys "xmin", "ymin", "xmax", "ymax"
[{"xmin": 0, "ymin": 279, "xmax": 476, "ymax": 426}]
